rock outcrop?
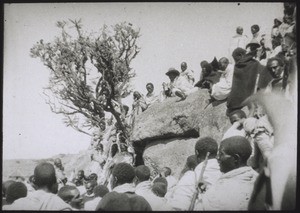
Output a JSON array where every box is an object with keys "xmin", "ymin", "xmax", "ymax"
[{"xmin": 131, "ymin": 89, "xmax": 231, "ymax": 178}]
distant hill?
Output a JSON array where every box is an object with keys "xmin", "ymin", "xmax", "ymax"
[{"xmin": 2, "ymin": 150, "xmax": 91, "ymax": 181}]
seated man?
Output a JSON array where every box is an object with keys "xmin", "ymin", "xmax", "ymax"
[
  {"xmin": 168, "ymin": 137, "xmax": 221, "ymax": 210},
  {"xmin": 96, "ymin": 163, "xmax": 152, "ymax": 211},
  {"xmin": 57, "ymin": 185, "xmax": 84, "ymax": 210},
  {"xmin": 163, "ymin": 67, "xmax": 194, "ymax": 101},
  {"xmin": 222, "ymin": 109, "xmax": 247, "ymax": 140},
  {"xmin": 2, "ymin": 182, "xmax": 27, "ymax": 209},
  {"xmin": 194, "ymin": 136, "xmax": 258, "ymax": 210},
  {"xmin": 194, "ymin": 61, "xmax": 221, "ymax": 90},
  {"xmin": 144, "ymin": 83, "xmax": 159, "ymax": 107},
  {"xmin": 180, "ymin": 61, "xmax": 195, "ymax": 85},
  {"xmin": 4, "ymin": 162, "xmax": 72, "ymax": 210},
  {"xmin": 82, "ymin": 180, "xmax": 97, "ymax": 204},
  {"xmin": 211, "ymin": 57, "xmax": 234, "ymax": 101},
  {"xmin": 84, "ymin": 185, "xmax": 109, "ymax": 211}
]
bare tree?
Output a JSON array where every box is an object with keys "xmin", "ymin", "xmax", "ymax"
[{"xmin": 30, "ymin": 19, "xmax": 140, "ymax": 139}]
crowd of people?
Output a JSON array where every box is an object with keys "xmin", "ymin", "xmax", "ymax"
[{"xmin": 2, "ymin": 2, "xmax": 296, "ymax": 211}]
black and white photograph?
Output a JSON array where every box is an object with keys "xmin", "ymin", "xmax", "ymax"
[{"xmin": 2, "ymin": 2, "xmax": 297, "ymax": 211}]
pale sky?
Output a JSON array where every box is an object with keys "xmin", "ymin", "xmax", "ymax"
[{"xmin": 3, "ymin": 3, "xmax": 283, "ymax": 160}]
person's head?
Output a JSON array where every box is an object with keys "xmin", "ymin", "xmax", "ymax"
[
  {"xmin": 185, "ymin": 155, "xmax": 198, "ymax": 171},
  {"xmin": 54, "ymin": 158, "xmax": 62, "ymax": 169},
  {"xmin": 195, "ymin": 137, "xmax": 218, "ymax": 163},
  {"xmin": 166, "ymin": 68, "xmax": 180, "ymax": 82},
  {"xmin": 153, "ymin": 177, "xmax": 168, "ymax": 188},
  {"xmin": 232, "ymin": 47, "xmax": 246, "ymax": 63},
  {"xmin": 218, "ymin": 136, "xmax": 252, "ymax": 173},
  {"xmin": 251, "ymin": 24, "xmax": 260, "ymax": 35},
  {"xmin": 281, "ymin": 32, "xmax": 295, "ymax": 53},
  {"xmin": 85, "ymin": 181, "xmax": 97, "ymax": 195},
  {"xmin": 181, "ymin": 62, "xmax": 187, "ymax": 72},
  {"xmin": 200, "ymin": 60, "xmax": 213, "ymax": 76},
  {"xmin": 88, "ymin": 173, "xmax": 98, "ymax": 182},
  {"xmin": 99, "ymin": 120, "xmax": 106, "ymax": 131},
  {"xmin": 122, "ymin": 105, "xmax": 129, "ymax": 116},
  {"xmin": 229, "ymin": 110, "xmax": 247, "ymax": 124},
  {"xmin": 152, "ymin": 182, "xmax": 168, "ymax": 197},
  {"xmin": 58, "ymin": 185, "xmax": 83, "ymax": 209},
  {"xmin": 2, "ymin": 180, "xmax": 16, "ymax": 197},
  {"xmin": 77, "ymin": 170, "xmax": 85, "ymax": 180},
  {"xmin": 96, "ymin": 143, "xmax": 104, "ymax": 152},
  {"xmin": 6, "ymin": 182, "xmax": 27, "ymax": 204},
  {"xmin": 218, "ymin": 57, "xmax": 229, "ymax": 71},
  {"xmin": 134, "ymin": 165, "xmax": 151, "ymax": 185},
  {"xmin": 145, "ymin": 83, "xmax": 154, "ymax": 94},
  {"xmin": 160, "ymin": 167, "xmax": 171, "ymax": 177},
  {"xmin": 133, "ymin": 91, "xmax": 142, "ymax": 100},
  {"xmin": 96, "ymin": 192, "xmax": 132, "ymax": 211},
  {"xmin": 267, "ymin": 57, "xmax": 284, "ymax": 79},
  {"xmin": 93, "ymin": 185, "xmax": 109, "ymax": 198},
  {"xmin": 33, "ymin": 162, "xmax": 57, "ymax": 192},
  {"xmin": 236, "ymin": 26, "xmax": 243, "ymax": 35},
  {"xmin": 111, "ymin": 163, "xmax": 135, "ymax": 189}
]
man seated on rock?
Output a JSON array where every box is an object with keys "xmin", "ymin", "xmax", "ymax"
[
  {"xmin": 96, "ymin": 162, "xmax": 152, "ymax": 211},
  {"xmin": 168, "ymin": 137, "xmax": 221, "ymax": 210},
  {"xmin": 144, "ymin": 83, "xmax": 159, "ymax": 107},
  {"xmin": 57, "ymin": 185, "xmax": 84, "ymax": 210},
  {"xmin": 4, "ymin": 162, "xmax": 72, "ymax": 210},
  {"xmin": 194, "ymin": 60, "xmax": 221, "ymax": 91},
  {"xmin": 163, "ymin": 67, "xmax": 194, "ymax": 101},
  {"xmin": 2, "ymin": 182, "xmax": 28, "ymax": 210},
  {"xmin": 84, "ymin": 185, "xmax": 109, "ymax": 211},
  {"xmin": 180, "ymin": 61, "xmax": 195, "ymax": 85},
  {"xmin": 222, "ymin": 109, "xmax": 247, "ymax": 140},
  {"xmin": 194, "ymin": 136, "xmax": 258, "ymax": 210},
  {"xmin": 211, "ymin": 57, "xmax": 234, "ymax": 101}
]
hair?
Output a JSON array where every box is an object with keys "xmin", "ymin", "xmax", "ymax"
[
  {"xmin": 96, "ymin": 191, "xmax": 131, "ymax": 211},
  {"xmin": 93, "ymin": 185, "xmax": 109, "ymax": 198},
  {"xmin": 162, "ymin": 167, "xmax": 171, "ymax": 177},
  {"xmin": 2, "ymin": 180, "xmax": 16, "ymax": 196},
  {"xmin": 34, "ymin": 162, "xmax": 57, "ymax": 189},
  {"xmin": 221, "ymin": 136, "xmax": 252, "ymax": 164},
  {"xmin": 6, "ymin": 182, "xmax": 27, "ymax": 204},
  {"xmin": 152, "ymin": 182, "xmax": 168, "ymax": 197},
  {"xmin": 232, "ymin": 47, "xmax": 246, "ymax": 63},
  {"xmin": 251, "ymin": 24, "xmax": 260, "ymax": 33},
  {"xmin": 219, "ymin": 57, "xmax": 229, "ymax": 64},
  {"xmin": 146, "ymin": 83, "xmax": 154, "ymax": 88},
  {"xmin": 200, "ymin": 60, "xmax": 213, "ymax": 75},
  {"xmin": 267, "ymin": 57, "xmax": 284, "ymax": 68},
  {"xmin": 135, "ymin": 165, "xmax": 151, "ymax": 182},
  {"xmin": 153, "ymin": 177, "xmax": 168, "ymax": 187},
  {"xmin": 112, "ymin": 163, "xmax": 135, "ymax": 185},
  {"xmin": 88, "ymin": 173, "xmax": 98, "ymax": 181},
  {"xmin": 195, "ymin": 137, "xmax": 218, "ymax": 158},
  {"xmin": 230, "ymin": 109, "xmax": 247, "ymax": 120},
  {"xmin": 186, "ymin": 155, "xmax": 198, "ymax": 170},
  {"xmin": 57, "ymin": 185, "xmax": 79, "ymax": 203}
]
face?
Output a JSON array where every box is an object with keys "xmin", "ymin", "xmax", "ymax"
[
  {"xmin": 217, "ymin": 145, "xmax": 236, "ymax": 173},
  {"xmin": 251, "ymin": 27, "xmax": 257, "ymax": 34},
  {"xmin": 146, "ymin": 84, "xmax": 154, "ymax": 94},
  {"xmin": 85, "ymin": 182, "xmax": 95, "ymax": 195},
  {"xmin": 77, "ymin": 171, "xmax": 84, "ymax": 179},
  {"xmin": 181, "ymin": 63, "xmax": 187, "ymax": 71},
  {"xmin": 218, "ymin": 59, "xmax": 228, "ymax": 71},
  {"xmin": 237, "ymin": 27, "xmax": 243, "ymax": 35},
  {"xmin": 69, "ymin": 189, "xmax": 84, "ymax": 209},
  {"xmin": 269, "ymin": 60, "xmax": 283, "ymax": 78},
  {"xmin": 99, "ymin": 122, "xmax": 106, "ymax": 131},
  {"xmin": 201, "ymin": 65, "xmax": 209, "ymax": 76}
]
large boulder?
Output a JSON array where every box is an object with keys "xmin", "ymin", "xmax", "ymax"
[
  {"xmin": 131, "ymin": 89, "xmax": 231, "ymax": 145},
  {"xmin": 143, "ymin": 137, "xmax": 198, "ymax": 179}
]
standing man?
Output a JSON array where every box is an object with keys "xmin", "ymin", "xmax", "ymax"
[
  {"xmin": 229, "ymin": 26, "xmax": 248, "ymax": 63},
  {"xmin": 180, "ymin": 62, "xmax": 195, "ymax": 85}
]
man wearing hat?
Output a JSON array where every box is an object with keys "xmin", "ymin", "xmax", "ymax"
[{"xmin": 163, "ymin": 67, "xmax": 194, "ymax": 101}]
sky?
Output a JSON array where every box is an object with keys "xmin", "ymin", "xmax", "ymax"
[{"xmin": 3, "ymin": 3, "xmax": 283, "ymax": 160}]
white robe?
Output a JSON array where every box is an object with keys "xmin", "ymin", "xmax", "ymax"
[{"xmin": 211, "ymin": 64, "xmax": 234, "ymax": 100}]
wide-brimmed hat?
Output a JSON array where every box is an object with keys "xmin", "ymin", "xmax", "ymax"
[
  {"xmin": 166, "ymin": 67, "xmax": 180, "ymax": 76},
  {"xmin": 246, "ymin": 39, "xmax": 261, "ymax": 50}
]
